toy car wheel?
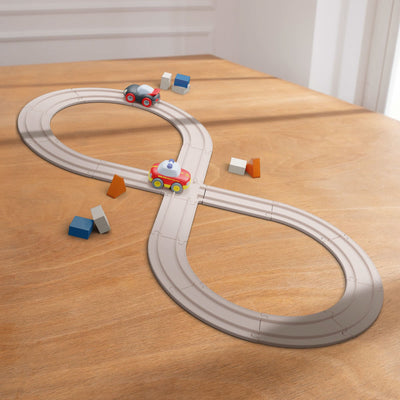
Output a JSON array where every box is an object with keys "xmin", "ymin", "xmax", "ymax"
[
  {"xmin": 125, "ymin": 93, "xmax": 136, "ymax": 102},
  {"xmin": 171, "ymin": 182, "xmax": 183, "ymax": 193},
  {"xmin": 152, "ymin": 178, "xmax": 164, "ymax": 189},
  {"xmin": 142, "ymin": 97, "xmax": 152, "ymax": 107}
]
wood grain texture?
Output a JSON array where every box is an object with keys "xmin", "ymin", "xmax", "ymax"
[{"xmin": 1, "ymin": 55, "xmax": 399, "ymax": 399}]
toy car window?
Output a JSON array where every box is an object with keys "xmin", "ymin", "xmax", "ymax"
[
  {"xmin": 157, "ymin": 160, "xmax": 181, "ymax": 177},
  {"xmin": 137, "ymin": 85, "xmax": 154, "ymax": 96}
]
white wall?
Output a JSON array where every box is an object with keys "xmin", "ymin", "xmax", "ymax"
[
  {"xmin": 0, "ymin": 0, "xmax": 320, "ymax": 88},
  {"xmin": 364, "ymin": 0, "xmax": 400, "ymax": 113},
  {"xmin": 308, "ymin": 0, "xmax": 374, "ymax": 104},
  {"xmin": 0, "ymin": 0, "xmax": 216, "ymax": 66},
  {"xmin": 215, "ymin": 0, "xmax": 318, "ymax": 87},
  {"xmin": 308, "ymin": 0, "xmax": 400, "ymax": 112},
  {"xmin": 386, "ymin": 24, "xmax": 400, "ymax": 119}
]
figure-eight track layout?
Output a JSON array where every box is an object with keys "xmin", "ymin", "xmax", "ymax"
[{"xmin": 18, "ymin": 88, "xmax": 383, "ymax": 348}]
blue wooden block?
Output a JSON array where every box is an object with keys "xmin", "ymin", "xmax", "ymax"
[
  {"xmin": 68, "ymin": 216, "xmax": 94, "ymax": 239},
  {"xmin": 174, "ymin": 73, "xmax": 190, "ymax": 88}
]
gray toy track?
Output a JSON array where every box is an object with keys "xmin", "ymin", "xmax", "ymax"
[{"xmin": 17, "ymin": 88, "xmax": 383, "ymax": 348}]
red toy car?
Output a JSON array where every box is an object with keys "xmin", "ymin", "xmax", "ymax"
[{"xmin": 148, "ymin": 159, "xmax": 191, "ymax": 193}]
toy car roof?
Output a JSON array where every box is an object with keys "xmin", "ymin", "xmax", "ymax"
[
  {"xmin": 157, "ymin": 159, "xmax": 181, "ymax": 177},
  {"xmin": 137, "ymin": 84, "xmax": 154, "ymax": 95}
]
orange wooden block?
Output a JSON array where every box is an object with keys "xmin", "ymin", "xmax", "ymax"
[
  {"xmin": 107, "ymin": 174, "xmax": 126, "ymax": 198},
  {"xmin": 246, "ymin": 158, "xmax": 260, "ymax": 178}
]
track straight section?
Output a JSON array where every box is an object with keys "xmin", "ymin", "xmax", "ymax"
[{"xmin": 18, "ymin": 88, "xmax": 383, "ymax": 348}]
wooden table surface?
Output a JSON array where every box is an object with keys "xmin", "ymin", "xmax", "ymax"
[{"xmin": 1, "ymin": 55, "xmax": 399, "ymax": 399}]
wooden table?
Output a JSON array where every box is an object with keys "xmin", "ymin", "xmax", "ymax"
[{"xmin": 1, "ymin": 55, "xmax": 399, "ymax": 399}]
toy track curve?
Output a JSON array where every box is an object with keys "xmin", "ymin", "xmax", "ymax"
[{"xmin": 17, "ymin": 88, "xmax": 383, "ymax": 348}]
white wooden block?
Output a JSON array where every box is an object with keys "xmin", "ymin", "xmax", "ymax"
[
  {"xmin": 228, "ymin": 157, "xmax": 247, "ymax": 175},
  {"xmin": 160, "ymin": 72, "xmax": 172, "ymax": 90}
]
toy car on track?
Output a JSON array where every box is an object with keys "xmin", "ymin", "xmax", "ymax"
[
  {"xmin": 123, "ymin": 84, "xmax": 160, "ymax": 107},
  {"xmin": 148, "ymin": 159, "xmax": 191, "ymax": 193}
]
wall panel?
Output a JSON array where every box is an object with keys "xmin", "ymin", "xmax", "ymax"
[{"xmin": 0, "ymin": 0, "xmax": 216, "ymax": 65}]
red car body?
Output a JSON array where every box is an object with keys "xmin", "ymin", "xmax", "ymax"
[{"xmin": 148, "ymin": 161, "xmax": 191, "ymax": 193}]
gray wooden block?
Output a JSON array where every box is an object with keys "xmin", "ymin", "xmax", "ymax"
[{"xmin": 91, "ymin": 205, "xmax": 110, "ymax": 234}]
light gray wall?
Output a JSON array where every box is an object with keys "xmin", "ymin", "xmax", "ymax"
[
  {"xmin": 0, "ymin": 0, "xmax": 319, "ymax": 89},
  {"xmin": 308, "ymin": 0, "xmax": 376, "ymax": 105},
  {"xmin": 0, "ymin": 0, "xmax": 216, "ymax": 65},
  {"xmin": 308, "ymin": 0, "xmax": 400, "ymax": 112},
  {"xmin": 215, "ymin": 0, "xmax": 318, "ymax": 88}
]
